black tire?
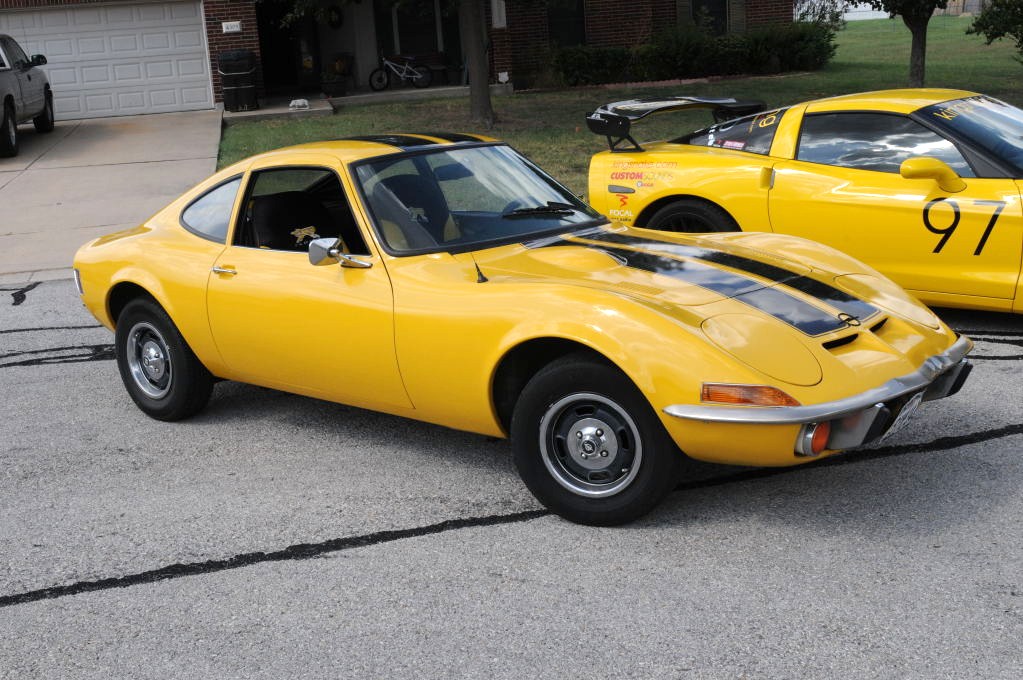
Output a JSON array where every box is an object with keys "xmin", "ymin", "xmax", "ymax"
[
  {"xmin": 33, "ymin": 91, "xmax": 55, "ymax": 133},
  {"xmin": 368, "ymin": 68, "xmax": 389, "ymax": 91},
  {"xmin": 511, "ymin": 354, "xmax": 683, "ymax": 526},
  {"xmin": 115, "ymin": 298, "xmax": 213, "ymax": 421},
  {"xmin": 411, "ymin": 65, "xmax": 432, "ymax": 88},
  {"xmin": 0, "ymin": 102, "xmax": 18, "ymax": 158},
  {"xmin": 644, "ymin": 199, "xmax": 739, "ymax": 233}
]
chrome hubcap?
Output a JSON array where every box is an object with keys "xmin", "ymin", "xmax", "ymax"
[
  {"xmin": 539, "ymin": 392, "xmax": 642, "ymax": 498},
  {"xmin": 126, "ymin": 321, "xmax": 171, "ymax": 399}
]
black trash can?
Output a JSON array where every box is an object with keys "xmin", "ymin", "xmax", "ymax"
[{"xmin": 218, "ymin": 50, "xmax": 258, "ymax": 112}]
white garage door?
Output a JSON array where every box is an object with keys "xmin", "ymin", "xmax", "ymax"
[{"xmin": 0, "ymin": 1, "xmax": 212, "ymax": 120}]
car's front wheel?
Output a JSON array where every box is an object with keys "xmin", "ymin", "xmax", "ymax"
[
  {"xmin": 511, "ymin": 354, "xmax": 682, "ymax": 525},
  {"xmin": 33, "ymin": 91, "xmax": 55, "ymax": 133},
  {"xmin": 644, "ymin": 199, "xmax": 739, "ymax": 233},
  {"xmin": 115, "ymin": 298, "xmax": 213, "ymax": 421},
  {"xmin": 0, "ymin": 102, "xmax": 18, "ymax": 158}
]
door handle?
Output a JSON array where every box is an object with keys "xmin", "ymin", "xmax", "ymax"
[{"xmin": 211, "ymin": 266, "xmax": 237, "ymax": 275}]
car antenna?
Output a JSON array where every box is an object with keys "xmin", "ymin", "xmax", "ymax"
[{"xmin": 474, "ymin": 261, "xmax": 489, "ymax": 283}]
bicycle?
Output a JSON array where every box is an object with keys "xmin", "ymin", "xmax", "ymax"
[{"xmin": 368, "ymin": 55, "xmax": 433, "ymax": 91}]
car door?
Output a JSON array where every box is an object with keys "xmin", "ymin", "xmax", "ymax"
[
  {"xmin": 769, "ymin": 111, "xmax": 1023, "ymax": 305},
  {"xmin": 1, "ymin": 37, "xmax": 42, "ymax": 117},
  {"xmin": 205, "ymin": 157, "xmax": 412, "ymax": 411}
]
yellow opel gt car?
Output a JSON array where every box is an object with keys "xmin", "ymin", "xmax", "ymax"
[
  {"xmin": 74, "ymin": 134, "xmax": 972, "ymax": 525},
  {"xmin": 587, "ymin": 89, "xmax": 1023, "ymax": 313}
]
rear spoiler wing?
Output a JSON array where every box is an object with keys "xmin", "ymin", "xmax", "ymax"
[{"xmin": 586, "ymin": 96, "xmax": 767, "ymax": 152}]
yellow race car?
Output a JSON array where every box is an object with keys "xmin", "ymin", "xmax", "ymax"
[
  {"xmin": 587, "ymin": 89, "xmax": 1023, "ymax": 313},
  {"xmin": 74, "ymin": 134, "xmax": 972, "ymax": 525}
]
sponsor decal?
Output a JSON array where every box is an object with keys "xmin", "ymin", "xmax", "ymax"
[
  {"xmin": 608, "ymin": 209, "xmax": 634, "ymax": 220},
  {"xmin": 722, "ymin": 140, "xmax": 745, "ymax": 150},
  {"xmin": 616, "ymin": 194, "xmax": 629, "ymax": 208},
  {"xmin": 610, "ymin": 161, "xmax": 679, "ymax": 170},
  {"xmin": 611, "ymin": 171, "xmax": 645, "ymax": 180},
  {"xmin": 636, "ymin": 180, "xmax": 654, "ymax": 189}
]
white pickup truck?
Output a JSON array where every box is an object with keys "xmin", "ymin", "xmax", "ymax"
[{"xmin": 0, "ymin": 34, "xmax": 54, "ymax": 158}]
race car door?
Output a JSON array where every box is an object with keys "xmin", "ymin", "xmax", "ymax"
[
  {"xmin": 769, "ymin": 110, "xmax": 1023, "ymax": 307},
  {"xmin": 206, "ymin": 160, "xmax": 412, "ymax": 411}
]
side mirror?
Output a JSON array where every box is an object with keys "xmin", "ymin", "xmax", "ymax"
[
  {"xmin": 900, "ymin": 157, "xmax": 966, "ymax": 193},
  {"xmin": 308, "ymin": 237, "xmax": 372, "ymax": 269},
  {"xmin": 30, "ymin": 54, "xmax": 47, "ymax": 67}
]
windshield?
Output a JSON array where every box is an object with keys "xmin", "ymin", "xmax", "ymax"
[
  {"xmin": 354, "ymin": 144, "xmax": 604, "ymax": 255},
  {"xmin": 919, "ymin": 95, "xmax": 1023, "ymax": 176}
]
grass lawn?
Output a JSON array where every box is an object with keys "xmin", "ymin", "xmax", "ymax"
[{"xmin": 219, "ymin": 16, "xmax": 1023, "ymax": 195}]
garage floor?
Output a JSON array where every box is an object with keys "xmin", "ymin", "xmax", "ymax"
[{"xmin": 0, "ymin": 110, "xmax": 222, "ymax": 282}]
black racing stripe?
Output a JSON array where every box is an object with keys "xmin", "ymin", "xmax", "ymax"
[
  {"xmin": 416, "ymin": 132, "xmax": 486, "ymax": 143},
  {"xmin": 586, "ymin": 231, "xmax": 879, "ymax": 322},
  {"xmin": 593, "ymin": 244, "xmax": 850, "ymax": 336},
  {"xmin": 341, "ymin": 134, "xmax": 439, "ymax": 149}
]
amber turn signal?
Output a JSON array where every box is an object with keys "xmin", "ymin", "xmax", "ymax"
[{"xmin": 701, "ymin": 383, "xmax": 801, "ymax": 407}]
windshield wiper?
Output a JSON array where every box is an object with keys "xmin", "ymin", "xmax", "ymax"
[{"xmin": 502, "ymin": 201, "xmax": 580, "ymax": 219}]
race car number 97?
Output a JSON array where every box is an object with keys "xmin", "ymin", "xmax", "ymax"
[{"xmin": 922, "ymin": 198, "xmax": 1005, "ymax": 255}]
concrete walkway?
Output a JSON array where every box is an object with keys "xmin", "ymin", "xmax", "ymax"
[{"xmin": 0, "ymin": 110, "xmax": 222, "ymax": 283}]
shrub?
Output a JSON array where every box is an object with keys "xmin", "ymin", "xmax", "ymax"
[{"xmin": 551, "ymin": 22, "xmax": 835, "ymax": 86}]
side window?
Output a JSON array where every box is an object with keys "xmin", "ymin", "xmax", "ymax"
[
  {"xmin": 0, "ymin": 45, "xmax": 7, "ymax": 69},
  {"xmin": 797, "ymin": 112, "xmax": 975, "ymax": 176},
  {"xmin": 3, "ymin": 38, "xmax": 28, "ymax": 67},
  {"xmin": 235, "ymin": 167, "xmax": 369, "ymax": 254},
  {"xmin": 680, "ymin": 108, "xmax": 788, "ymax": 156},
  {"xmin": 181, "ymin": 177, "xmax": 242, "ymax": 243}
]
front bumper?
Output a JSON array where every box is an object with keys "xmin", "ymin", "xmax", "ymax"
[{"xmin": 663, "ymin": 335, "xmax": 973, "ymax": 453}]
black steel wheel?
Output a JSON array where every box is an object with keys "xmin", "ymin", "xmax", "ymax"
[
  {"xmin": 368, "ymin": 68, "xmax": 390, "ymax": 91},
  {"xmin": 0, "ymin": 103, "xmax": 18, "ymax": 158},
  {"xmin": 115, "ymin": 298, "xmax": 213, "ymax": 421},
  {"xmin": 33, "ymin": 91, "xmax": 55, "ymax": 133},
  {"xmin": 511, "ymin": 354, "xmax": 683, "ymax": 525},
  {"xmin": 411, "ymin": 65, "xmax": 432, "ymax": 88},
  {"xmin": 644, "ymin": 199, "xmax": 739, "ymax": 233}
]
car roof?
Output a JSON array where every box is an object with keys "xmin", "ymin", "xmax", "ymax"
[
  {"xmin": 803, "ymin": 88, "xmax": 977, "ymax": 115},
  {"xmin": 238, "ymin": 133, "xmax": 498, "ymax": 166}
]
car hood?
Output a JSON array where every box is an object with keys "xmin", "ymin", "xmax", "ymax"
[{"xmin": 472, "ymin": 225, "xmax": 919, "ymax": 335}]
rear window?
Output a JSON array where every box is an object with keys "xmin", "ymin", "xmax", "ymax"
[
  {"xmin": 677, "ymin": 108, "xmax": 789, "ymax": 156},
  {"xmin": 919, "ymin": 95, "xmax": 1023, "ymax": 177},
  {"xmin": 181, "ymin": 177, "xmax": 242, "ymax": 242}
]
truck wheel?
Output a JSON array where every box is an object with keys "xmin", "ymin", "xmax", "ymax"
[
  {"xmin": 0, "ymin": 103, "xmax": 18, "ymax": 158},
  {"xmin": 33, "ymin": 91, "xmax": 55, "ymax": 133}
]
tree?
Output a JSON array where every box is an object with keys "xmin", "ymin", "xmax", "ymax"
[
  {"xmin": 967, "ymin": 0, "xmax": 1023, "ymax": 64},
  {"xmin": 866, "ymin": 0, "xmax": 950, "ymax": 86}
]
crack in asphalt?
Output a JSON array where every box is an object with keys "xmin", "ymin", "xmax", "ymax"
[
  {"xmin": 0, "ymin": 344, "xmax": 114, "ymax": 368},
  {"xmin": 0, "ymin": 324, "xmax": 103, "ymax": 335},
  {"xmin": 2, "ymin": 282, "xmax": 40, "ymax": 306},
  {"xmin": 1, "ymin": 422, "xmax": 1021, "ymax": 610}
]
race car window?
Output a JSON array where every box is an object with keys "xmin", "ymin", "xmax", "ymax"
[
  {"xmin": 677, "ymin": 108, "xmax": 789, "ymax": 156},
  {"xmin": 920, "ymin": 96, "xmax": 1023, "ymax": 177},
  {"xmin": 180, "ymin": 177, "xmax": 242, "ymax": 243},
  {"xmin": 234, "ymin": 167, "xmax": 369, "ymax": 254},
  {"xmin": 797, "ymin": 112, "xmax": 975, "ymax": 177}
]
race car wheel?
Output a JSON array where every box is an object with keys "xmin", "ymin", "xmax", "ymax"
[
  {"xmin": 33, "ymin": 91, "xmax": 55, "ymax": 133},
  {"xmin": 645, "ymin": 199, "xmax": 739, "ymax": 233},
  {"xmin": 411, "ymin": 66, "xmax": 432, "ymax": 88},
  {"xmin": 115, "ymin": 298, "xmax": 213, "ymax": 421},
  {"xmin": 511, "ymin": 354, "xmax": 682, "ymax": 526},
  {"xmin": 368, "ymin": 68, "xmax": 390, "ymax": 91},
  {"xmin": 0, "ymin": 102, "xmax": 17, "ymax": 158}
]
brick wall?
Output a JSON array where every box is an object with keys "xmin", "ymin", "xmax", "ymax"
[
  {"xmin": 745, "ymin": 0, "xmax": 791, "ymax": 27},
  {"xmin": 489, "ymin": 1, "xmax": 550, "ymax": 88},
  {"xmin": 584, "ymin": 0, "xmax": 677, "ymax": 47},
  {"xmin": 202, "ymin": 0, "xmax": 262, "ymax": 102}
]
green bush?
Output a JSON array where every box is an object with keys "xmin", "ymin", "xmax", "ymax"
[{"xmin": 552, "ymin": 22, "xmax": 835, "ymax": 86}]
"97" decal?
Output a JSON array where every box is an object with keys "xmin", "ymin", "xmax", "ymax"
[{"xmin": 922, "ymin": 198, "xmax": 1005, "ymax": 255}]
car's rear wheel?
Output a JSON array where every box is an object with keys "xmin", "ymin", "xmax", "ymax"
[
  {"xmin": 115, "ymin": 298, "xmax": 213, "ymax": 421},
  {"xmin": 33, "ymin": 91, "xmax": 55, "ymax": 133},
  {"xmin": 644, "ymin": 199, "xmax": 739, "ymax": 233},
  {"xmin": 0, "ymin": 102, "xmax": 18, "ymax": 158},
  {"xmin": 511, "ymin": 354, "xmax": 682, "ymax": 525}
]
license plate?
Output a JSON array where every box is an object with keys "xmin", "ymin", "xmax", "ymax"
[{"xmin": 881, "ymin": 392, "xmax": 925, "ymax": 440}]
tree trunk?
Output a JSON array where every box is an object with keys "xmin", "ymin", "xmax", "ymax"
[
  {"xmin": 902, "ymin": 13, "xmax": 929, "ymax": 87},
  {"xmin": 459, "ymin": 0, "xmax": 496, "ymax": 128}
]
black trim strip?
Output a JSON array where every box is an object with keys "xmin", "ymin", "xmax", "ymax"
[
  {"xmin": 584, "ymin": 231, "xmax": 879, "ymax": 324},
  {"xmin": 340, "ymin": 134, "xmax": 440, "ymax": 149}
]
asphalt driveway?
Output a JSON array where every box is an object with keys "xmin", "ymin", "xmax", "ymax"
[{"xmin": 0, "ymin": 111, "xmax": 222, "ymax": 282}]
